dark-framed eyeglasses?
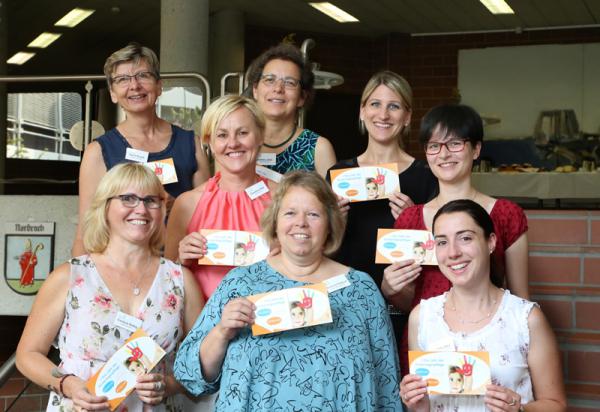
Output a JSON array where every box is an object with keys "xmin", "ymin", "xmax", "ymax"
[
  {"xmin": 109, "ymin": 194, "xmax": 163, "ymax": 209},
  {"xmin": 260, "ymin": 74, "xmax": 300, "ymax": 89},
  {"xmin": 425, "ymin": 139, "xmax": 468, "ymax": 155},
  {"xmin": 111, "ymin": 71, "xmax": 157, "ymax": 87}
]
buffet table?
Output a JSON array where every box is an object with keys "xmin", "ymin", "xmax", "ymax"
[{"xmin": 472, "ymin": 172, "xmax": 600, "ymax": 199}]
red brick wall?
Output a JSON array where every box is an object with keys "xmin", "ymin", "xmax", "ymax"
[{"xmin": 527, "ymin": 210, "xmax": 600, "ymax": 408}]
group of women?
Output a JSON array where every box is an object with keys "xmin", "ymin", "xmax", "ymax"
[{"xmin": 14, "ymin": 41, "xmax": 566, "ymax": 412}]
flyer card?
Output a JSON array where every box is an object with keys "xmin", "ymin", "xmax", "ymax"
[
  {"xmin": 248, "ymin": 283, "xmax": 333, "ymax": 336},
  {"xmin": 409, "ymin": 351, "xmax": 491, "ymax": 395},
  {"xmin": 198, "ymin": 230, "xmax": 269, "ymax": 266},
  {"xmin": 144, "ymin": 157, "xmax": 178, "ymax": 185},
  {"xmin": 86, "ymin": 329, "xmax": 166, "ymax": 410},
  {"xmin": 329, "ymin": 163, "xmax": 400, "ymax": 202},
  {"xmin": 375, "ymin": 229, "xmax": 437, "ymax": 265}
]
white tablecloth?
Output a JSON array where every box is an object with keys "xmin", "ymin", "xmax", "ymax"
[{"xmin": 472, "ymin": 172, "xmax": 600, "ymax": 199}]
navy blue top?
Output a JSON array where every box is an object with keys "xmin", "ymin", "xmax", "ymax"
[{"xmin": 96, "ymin": 124, "xmax": 197, "ymax": 197}]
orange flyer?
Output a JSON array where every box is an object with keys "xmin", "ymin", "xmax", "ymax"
[
  {"xmin": 86, "ymin": 329, "xmax": 166, "ymax": 410},
  {"xmin": 409, "ymin": 351, "xmax": 491, "ymax": 395},
  {"xmin": 144, "ymin": 157, "xmax": 178, "ymax": 185},
  {"xmin": 198, "ymin": 230, "xmax": 269, "ymax": 266},
  {"xmin": 375, "ymin": 228, "xmax": 437, "ymax": 265},
  {"xmin": 329, "ymin": 163, "xmax": 399, "ymax": 202},
  {"xmin": 248, "ymin": 283, "xmax": 332, "ymax": 336}
]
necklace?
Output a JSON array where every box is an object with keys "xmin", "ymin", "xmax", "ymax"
[
  {"xmin": 448, "ymin": 288, "xmax": 497, "ymax": 325},
  {"xmin": 103, "ymin": 252, "xmax": 153, "ymax": 296},
  {"xmin": 263, "ymin": 123, "xmax": 298, "ymax": 149}
]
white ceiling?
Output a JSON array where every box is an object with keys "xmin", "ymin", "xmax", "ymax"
[{"xmin": 6, "ymin": 0, "xmax": 600, "ymax": 75}]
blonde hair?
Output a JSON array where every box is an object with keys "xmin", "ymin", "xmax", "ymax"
[
  {"xmin": 83, "ymin": 163, "xmax": 166, "ymax": 255},
  {"xmin": 103, "ymin": 43, "xmax": 160, "ymax": 88},
  {"xmin": 260, "ymin": 171, "xmax": 345, "ymax": 256},
  {"xmin": 359, "ymin": 71, "xmax": 413, "ymax": 138},
  {"xmin": 200, "ymin": 95, "xmax": 266, "ymax": 145}
]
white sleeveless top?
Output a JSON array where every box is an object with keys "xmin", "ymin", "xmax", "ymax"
[{"xmin": 418, "ymin": 289, "xmax": 536, "ymax": 411}]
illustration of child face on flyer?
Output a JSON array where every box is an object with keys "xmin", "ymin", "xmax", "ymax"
[
  {"xmin": 199, "ymin": 230, "xmax": 268, "ymax": 266},
  {"xmin": 375, "ymin": 229, "xmax": 437, "ymax": 265},
  {"xmin": 123, "ymin": 343, "xmax": 153, "ymax": 376},
  {"xmin": 329, "ymin": 163, "xmax": 399, "ymax": 202},
  {"xmin": 248, "ymin": 284, "xmax": 332, "ymax": 336},
  {"xmin": 86, "ymin": 329, "xmax": 166, "ymax": 411},
  {"xmin": 408, "ymin": 351, "xmax": 490, "ymax": 395}
]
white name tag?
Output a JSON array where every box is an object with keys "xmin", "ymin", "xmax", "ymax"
[
  {"xmin": 125, "ymin": 148, "xmax": 149, "ymax": 163},
  {"xmin": 245, "ymin": 180, "xmax": 270, "ymax": 200},
  {"xmin": 257, "ymin": 152, "xmax": 277, "ymax": 166},
  {"xmin": 255, "ymin": 165, "xmax": 283, "ymax": 183},
  {"xmin": 114, "ymin": 311, "xmax": 143, "ymax": 333},
  {"xmin": 323, "ymin": 273, "xmax": 351, "ymax": 293},
  {"xmin": 429, "ymin": 337, "xmax": 455, "ymax": 351}
]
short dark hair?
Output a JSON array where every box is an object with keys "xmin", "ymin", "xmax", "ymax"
[
  {"xmin": 419, "ymin": 104, "xmax": 483, "ymax": 146},
  {"xmin": 432, "ymin": 199, "xmax": 503, "ymax": 287},
  {"xmin": 247, "ymin": 43, "xmax": 315, "ymax": 106}
]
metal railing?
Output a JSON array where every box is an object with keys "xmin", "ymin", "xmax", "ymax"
[{"xmin": 0, "ymin": 72, "xmax": 211, "ymax": 150}]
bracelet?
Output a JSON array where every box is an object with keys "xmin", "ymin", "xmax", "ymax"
[{"xmin": 59, "ymin": 374, "xmax": 75, "ymax": 398}]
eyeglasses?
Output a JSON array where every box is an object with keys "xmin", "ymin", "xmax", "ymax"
[
  {"xmin": 260, "ymin": 74, "xmax": 300, "ymax": 89},
  {"xmin": 425, "ymin": 139, "xmax": 468, "ymax": 155},
  {"xmin": 109, "ymin": 194, "xmax": 163, "ymax": 209},
  {"xmin": 111, "ymin": 71, "xmax": 157, "ymax": 87}
]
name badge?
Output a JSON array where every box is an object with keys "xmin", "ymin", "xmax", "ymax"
[
  {"xmin": 245, "ymin": 180, "xmax": 269, "ymax": 200},
  {"xmin": 256, "ymin": 165, "xmax": 283, "ymax": 183},
  {"xmin": 257, "ymin": 152, "xmax": 277, "ymax": 166},
  {"xmin": 323, "ymin": 273, "xmax": 351, "ymax": 293},
  {"xmin": 125, "ymin": 148, "xmax": 149, "ymax": 163},
  {"xmin": 429, "ymin": 337, "xmax": 456, "ymax": 351},
  {"xmin": 114, "ymin": 311, "xmax": 143, "ymax": 333}
]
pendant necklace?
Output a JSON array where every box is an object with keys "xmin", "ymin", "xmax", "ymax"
[
  {"xmin": 104, "ymin": 252, "xmax": 153, "ymax": 296},
  {"xmin": 449, "ymin": 288, "xmax": 497, "ymax": 325},
  {"xmin": 263, "ymin": 123, "xmax": 298, "ymax": 149}
]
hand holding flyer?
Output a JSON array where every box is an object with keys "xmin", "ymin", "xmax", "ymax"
[
  {"xmin": 198, "ymin": 230, "xmax": 269, "ymax": 267},
  {"xmin": 375, "ymin": 229, "xmax": 437, "ymax": 265},
  {"xmin": 408, "ymin": 351, "xmax": 491, "ymax": 396},
  {"xmin": 329, "ymin": 163, "xmax": 400, "ymax": 202},
  {"xmin": 248, "ymin": 284, "xmax": 332, "ymax": 336},
  {"xmin": 86, "ymin": 329, "xmax": 166, "ymax": 410}
]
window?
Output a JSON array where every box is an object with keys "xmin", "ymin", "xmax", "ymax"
[{"xmin": 7, "ymin": 92, "xmax": 82, "ymax": 161}]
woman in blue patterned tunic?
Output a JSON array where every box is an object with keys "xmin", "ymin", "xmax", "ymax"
[
  {"xmin": 247, "ymin": 43, "xmax": 337, "ymax": 177},
  {"xmin": 175, "ymin": 171, "xmax": 402, "ymax": 411}
]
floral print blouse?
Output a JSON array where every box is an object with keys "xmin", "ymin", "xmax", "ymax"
[{"xmin": 47, "ymin": 255, "xmax": 185, "ymax": 412}]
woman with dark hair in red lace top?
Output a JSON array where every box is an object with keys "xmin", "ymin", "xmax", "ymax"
[{"xmin": 382, "ymin": 103, "xmax": 529, "ymax": 374}]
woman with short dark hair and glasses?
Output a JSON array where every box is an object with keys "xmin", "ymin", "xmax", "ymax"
[
  {"xmin": 72, "ymin": 43, "xmax": 210, "ymax": 256},
  {"xmin": 381, "ymin": 103, "xmax": 529, "ymax": 375},
  {"xmin": 17, "ymin": 163, "xmax": 203, "ymax": 412},
  {"xmin": 247, "ymin": 43, "xmax": 336, "ymax": 177}
]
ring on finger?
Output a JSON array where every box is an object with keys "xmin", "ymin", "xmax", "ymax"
[
  {"xmin": 508, "ymin": 398, "xmax": 516, "ymax": 406},
  {"xmin": 154, "ymin": 381, "xmax": 162, "ymax": 391}
]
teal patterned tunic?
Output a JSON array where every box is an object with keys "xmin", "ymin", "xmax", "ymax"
[
  {"xmin": 174, "ymin": 260, "xmax": 402, "ymax": 411},
  {"xmin": 269, "ymin": 129, "xmax": 319, "ymax": 174}
]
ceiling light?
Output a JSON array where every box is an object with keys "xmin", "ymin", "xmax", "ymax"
[
  {"xmin": 309, "ymin": 2, "xmax": 359, "ymax": 23},
  {"xmin": 7, "ymin": 52, "xmax": 36, "ymax": 65},
  {"xmin": 480, "ymin": 0, "xmax": 514, "ymax": 14},
  {"xmin": 28, "ymin": 32, "xmax": 62, "ymax": 48},
  {"xmin": 54, "ymin": 8, "xmax": 95, "ymax": 28}
]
